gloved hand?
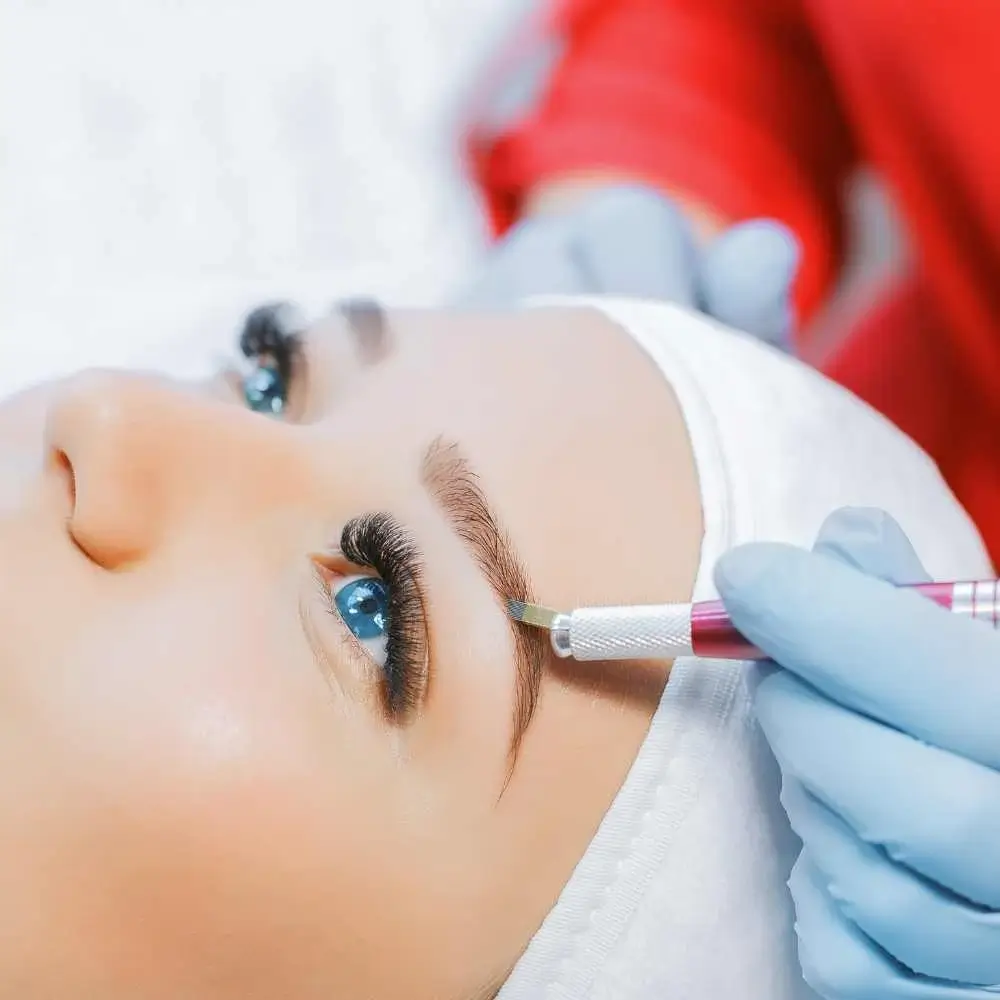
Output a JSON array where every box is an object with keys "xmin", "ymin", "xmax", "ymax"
[
  {"xmin": 454, "ymin": 184, "xmax": 800, "ymax": 350},
  {"xmin": 715, "ymin": 507, "xmax": 1000, "ymax": 999}
]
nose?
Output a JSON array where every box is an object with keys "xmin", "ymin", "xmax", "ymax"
[{"xmin": 44, "ymin": 370, "xmax": 309, "ymax": 568}]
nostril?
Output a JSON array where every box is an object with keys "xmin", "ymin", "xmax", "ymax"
[
  {"xmin": 52, "ymin": 449, "xmax": 76, "ymax": 508},
  {"xmin": 50, "ymin": 448, "xmax": 89, "ymax": 558},
  {"xmin": 50, "ymin": 444, "xmax": 151, "ymax": 571}
]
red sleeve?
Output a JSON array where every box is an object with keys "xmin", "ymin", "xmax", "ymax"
[{"xmin": 468, "ymin": 0, "xmax": 857, "ymax": 320}]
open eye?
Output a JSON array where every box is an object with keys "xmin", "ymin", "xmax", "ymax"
[
  {"xmin": 242, "ymin": 359, "xmax": 289, "ymax": 416},
  {"xmin": 313, "ymin": 513, "xmax": 427, "ymax": 719},
  {"xmin": 237, "ymin": 302, "xmax": 304, "ymax": 418},
  {"xmin": 332, "ymin": 575, "xmax": 390, "ymax": 668}
]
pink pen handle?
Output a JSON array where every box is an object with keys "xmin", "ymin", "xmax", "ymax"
[{"xmin": 690, "ymin": 579, "xmax": 1000, "ymax": 660}]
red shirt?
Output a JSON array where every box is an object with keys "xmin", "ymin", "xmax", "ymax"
[{"xmin": 469, "ymin": 0, "xmax": 1000, "ymax": 563}]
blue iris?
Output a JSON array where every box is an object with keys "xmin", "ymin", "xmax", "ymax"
[
  {"xmin": 243, "ymin": 363, "xmax": 287, "ymax": 416},
  {"xmin": 335, "ymin": 578, "xmax": 390, "ymax": 641}
]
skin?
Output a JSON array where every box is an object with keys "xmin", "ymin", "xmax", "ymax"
[{"xmin": 0, "ymin": 306, "xmax": 702, "ymax": 999}]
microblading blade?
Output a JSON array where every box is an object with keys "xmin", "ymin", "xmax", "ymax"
[{"xmin": 505, "ymin": 600, "xmax": 561, "ymax": 630}]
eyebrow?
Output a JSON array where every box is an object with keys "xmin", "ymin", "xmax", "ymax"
[
  {"xmin": 337, "ymin": 298, "xmax": 390, "ymax": 365},
  {"xmin": 419, "ymin": 437, "xmax": 548, "ymax": 771}
]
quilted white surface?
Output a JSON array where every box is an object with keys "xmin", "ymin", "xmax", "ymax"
[{"xmin": 0, "ymin": 0, "xmax": 532, "ymax": 392}]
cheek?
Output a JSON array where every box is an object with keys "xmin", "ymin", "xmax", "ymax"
[
  {"xmin": 46, "ymin": 594, "xmax": 307, "ymax": 779},
  {"xmin": 4, "ymin": 574, "xmax": 382, "ymax": 879},
  {"xmin": 0, "ymin": 579, "xmax": 426, "ymax": 987}
]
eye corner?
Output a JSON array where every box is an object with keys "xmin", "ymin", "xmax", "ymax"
[
  {"xmin": 309, "ymin": 553, "xmax": 383, "ymax": 599},
  {"xmin": 310, "ymin": 550, "xmax": 359, "ymax": 577}
]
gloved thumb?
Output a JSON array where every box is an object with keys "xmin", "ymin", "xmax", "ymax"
[
  {"xmin": 699, "ymin": 220, "xmax": 799, "ymax": 350},
  {"xmin": 568, "ymin": 184, "xmax": 699, "ymax": 306},
  {"xmin": 810, "ymin": 507, "xmax": 931, "ymax": 586},
  {"xmin": 451, "ymin": 213, "xmax": 583, "ymax": 308}
]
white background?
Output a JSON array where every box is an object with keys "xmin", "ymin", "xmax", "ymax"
[{"xmin": 0, "ymin": 0, "xmax": 533, "ymax": 391}]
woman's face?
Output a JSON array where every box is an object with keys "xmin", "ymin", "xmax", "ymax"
[{"xmin": 0, "ymin": 306, "xmax": 701, "ymax": 998}]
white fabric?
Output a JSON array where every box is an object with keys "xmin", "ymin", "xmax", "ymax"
[
  {"xmin": 0, "ymin": 0, "xmax": 534, "ymax": 395},
  {"xmin": 500, "ymin": 298, "xmax": 992, "ymax": 1000}
]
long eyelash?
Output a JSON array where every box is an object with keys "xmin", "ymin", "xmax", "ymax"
[
  {"xmin": 239, "ymin": 301, "xmax": 304, "ymax": 388},
  {"xmin": 339, "ymin": 512, "xmax": 428, "ymax": 719}
]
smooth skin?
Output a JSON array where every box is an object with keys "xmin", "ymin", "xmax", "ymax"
[{"xmin": 0, "ymin": 307, "xmax": 701, "ymax": 999}]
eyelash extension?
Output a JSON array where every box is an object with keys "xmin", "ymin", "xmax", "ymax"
[
  {"xmin": 239, "ymin": 301, "xmax": 305, "ymax": 390},
  {"xmin": 338, "ymin": 512, "xmax": 429, "ymax": 719}
]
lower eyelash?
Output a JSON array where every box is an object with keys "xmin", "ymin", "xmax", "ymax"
[{"xmin": 339, "ymin": 513, "xmax": 429, "ymax": 718}]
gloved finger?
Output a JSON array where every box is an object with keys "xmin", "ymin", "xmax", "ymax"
[
  {"xmin": 781, "ymin": 778, "xmax": 1000, "ymax": 984},
  {"xmin": 758, "ymin": 671, "xmax": 1000, "ymax": 909},
  {"xmin": 714, "ymin": 541, "xmax": 1000, "ymax": 771},
  {"xmin": 811, "ymin": 507, "xmax": 932, "ymax": 585},
  {"xmin": 452, "ymin": 214, "xmax": 585, "ymax": 307},
  {"xmin": 789, "ymin": 853, "xmax": 998, "ymax": 999},
  {"xmin": 699, "ymin": 219, "xmax": 799, "ymax": 349},
  {"xmin": 568, "ymin": 184, "xmax": 699, "ymax": 305}
]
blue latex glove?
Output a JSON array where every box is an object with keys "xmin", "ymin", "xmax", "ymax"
[
  {"xmin": 454, "ymin": 184, "xmax": 800, "ymax": 350},
  {"xmin": 715, "ymin": 507, "xmax": 1000, "ymax": 998}
]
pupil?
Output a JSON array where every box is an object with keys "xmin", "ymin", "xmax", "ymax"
[
  {"xmin": 244, "ymin": 364, "xmax": 286, "ymax": 415},
  {"xmin": 336, "ymin": 579, "xmax": 389, "ymax": 641}
]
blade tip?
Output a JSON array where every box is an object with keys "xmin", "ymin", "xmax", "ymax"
[
  {"xmin": 505, "ymin": 599, "xmax": 558, "ymax": 629},
  {"xmin": 505, "ymin": 598, "xmax": 529, "ymax": 620}
]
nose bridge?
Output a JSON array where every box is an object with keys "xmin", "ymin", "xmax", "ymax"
[{"xmin": 45, "ymin": 370, "xmax": 309, "ymax": 567}]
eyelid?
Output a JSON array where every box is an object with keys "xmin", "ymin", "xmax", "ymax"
[
  {"xmin": 292, "ymin": 316, "xmax": 373, "ymax": 416},
  {"xmin": 310, "ymin": 549, "xmax": 371, "ymax": 580},
  {"xmin": 271, "ymin": 334, "xmax": 310, "ymax": 422}
]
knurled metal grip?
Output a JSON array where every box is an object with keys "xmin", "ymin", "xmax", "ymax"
[{"xmin": 552, "ymin": 604, "xmax": 694, "ymax": 661}]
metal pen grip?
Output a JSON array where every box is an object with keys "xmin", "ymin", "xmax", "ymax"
[
  {"xmin": 552, "ymin": 604, "xmax": 694, "ymax": 661},
  {"xmin": 947, "ymin": 580, "xmax": 1000, "ymax": 626}
]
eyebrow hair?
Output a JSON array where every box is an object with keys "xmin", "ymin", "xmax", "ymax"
[
  {"xmin": 336, "ymin": 298, "xmax": 390, "ymax": 365},
  {"xmin": 419, "ymin": 437, "xmax": 548, "ymax": 773}
]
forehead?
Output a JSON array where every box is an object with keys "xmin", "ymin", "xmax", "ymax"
[
  {"xmin": 310, "ymin": 306, "xmax": 632, "ymax": 437},
  {"xmin": 306, "ymin": 307, "xmax": 689, "ymax": 608}
]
